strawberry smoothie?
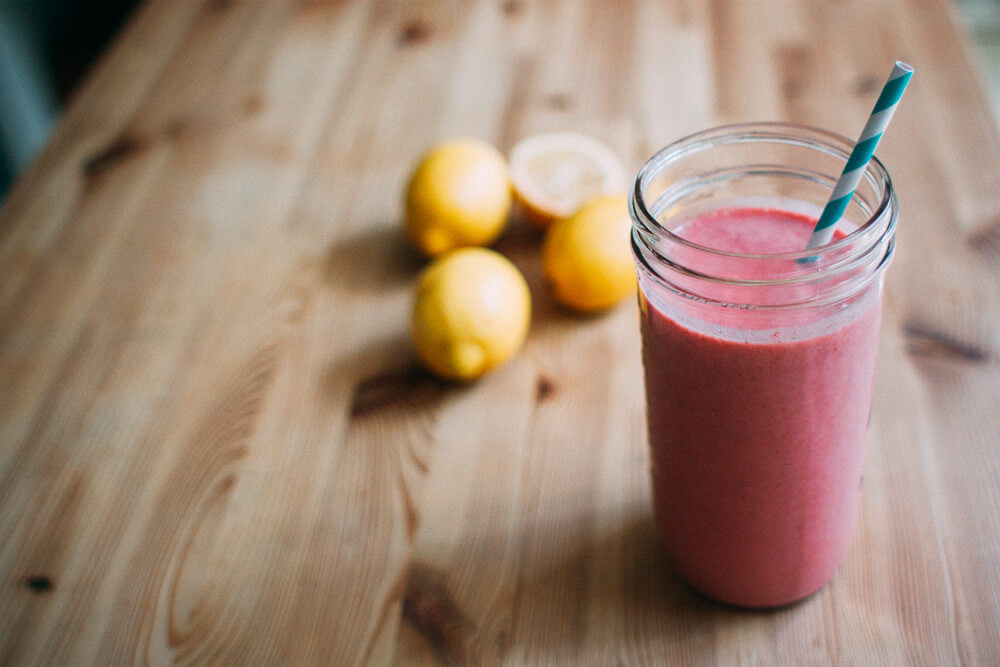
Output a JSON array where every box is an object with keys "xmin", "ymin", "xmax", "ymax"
[{"xmin": 638, "ymin": 206, "xmax": 883, "ymax": 607}]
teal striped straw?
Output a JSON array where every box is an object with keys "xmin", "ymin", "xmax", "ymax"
[{"xmin": 805, "ymin": 61, "xmax": 913, "ymax": 250}]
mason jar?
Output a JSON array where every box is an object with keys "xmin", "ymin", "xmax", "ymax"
[{"xmin": 629, "ymin": 123, "xmax": 897, "ymax": 607}]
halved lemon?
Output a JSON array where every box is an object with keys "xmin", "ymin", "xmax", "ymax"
[{"xmin": 509, "ymin": 132, "xmax": 626, "ymax": 229}]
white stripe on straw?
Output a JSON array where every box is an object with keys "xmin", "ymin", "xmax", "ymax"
[{"xmin": 805, "ymin": 61, "xmax": 913, "ymax": 250}]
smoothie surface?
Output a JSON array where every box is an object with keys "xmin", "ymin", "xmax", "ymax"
[{"xmin": 674, "ymin": 206, "xmax": 823, "ymax": 254}]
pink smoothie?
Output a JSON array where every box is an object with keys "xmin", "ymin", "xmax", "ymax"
[{"xmin": 639, "ymin": 207, "xmax": 882, "ymax": 607}]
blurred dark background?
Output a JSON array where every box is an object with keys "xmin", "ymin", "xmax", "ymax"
[{"xmin": 0, "ymin": 0, "xmax": 139, "ymax": 198}]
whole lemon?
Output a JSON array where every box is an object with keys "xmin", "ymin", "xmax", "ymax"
[
  {"xmin": 412, "ymin": 248, "xmax": 531, "ymax": 380},
  {"xmin": 405, "ymin": 139, "xmax": 512, "ymax": 256},
  {"xmin": 542, "ymin": 195, "xmax": 637, "ymax": 312}
]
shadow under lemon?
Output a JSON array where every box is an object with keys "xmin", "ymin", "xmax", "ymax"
[
  {"xmin": 322, "ymin": 214, "xmax": 614, "ymax": 382},
  {"xmin": 322, "ymin": 223, "xmax": 425, "ymax": 295}
]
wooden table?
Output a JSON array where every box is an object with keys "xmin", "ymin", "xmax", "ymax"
[{"xmin": 2, "ymin": 1, "xmax": 999, "ymax": 663}]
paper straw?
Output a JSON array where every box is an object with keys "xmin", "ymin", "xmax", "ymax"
[{"xmin": 805, "ymin": 61, "xmax": 913, "ymax": 250}]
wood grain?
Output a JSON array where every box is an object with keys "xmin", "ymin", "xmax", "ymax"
[{"xmin": 1, "ymin": 0, "xmax": 999, "ymax": 664}]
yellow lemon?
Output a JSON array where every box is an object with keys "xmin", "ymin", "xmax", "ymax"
[
  {"xmin": 509, "ymin": 132, "xmax": 625, "ymax": 229},
  {"xmin": 405, "ymin": 139, "xmax": 512, "ymax": 256},
  {"xmin": 412, "ymin": 248, "xmax": 531, "ymax": 380},
  {"xmin": 542, "ymin": 195, "xmax": 636, "ymax": 312}
]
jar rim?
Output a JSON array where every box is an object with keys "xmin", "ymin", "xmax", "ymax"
[{"xmin": 629, "ymin": 122, "xmax": 895, "ymax": 262}]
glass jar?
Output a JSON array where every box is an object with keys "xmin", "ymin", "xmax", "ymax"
[{"xmin": 629, "ymin": 123, "xmax": 897, "ymax": 607}]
